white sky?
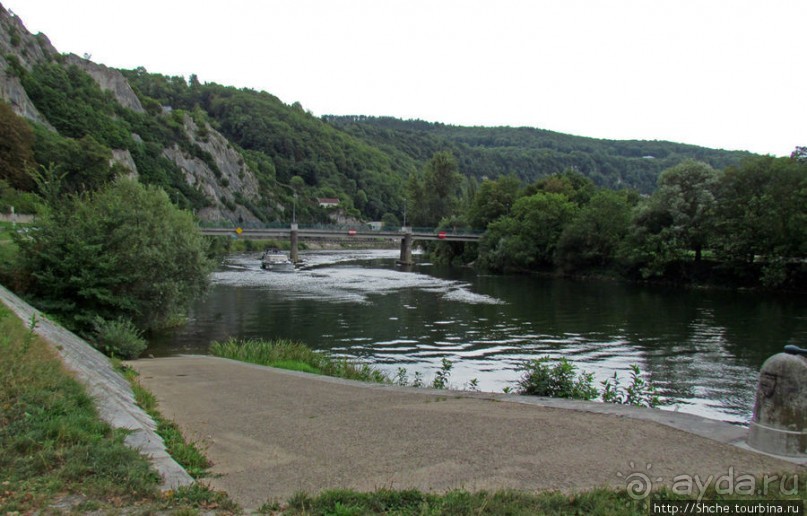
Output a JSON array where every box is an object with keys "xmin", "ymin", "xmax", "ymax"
[{"xmin": 7, "ymin": 0, "xmax": 806, "ymax": 156}]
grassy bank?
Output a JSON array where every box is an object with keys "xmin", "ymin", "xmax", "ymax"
[
  {"xmin": 266, "ymin": 481, "xmax": 805, "ymax": 515},
  {"xmin": 210, "ymin": 337, "xmax": 389, "ymax": 383},
  {"xmin": 0, "ymin": 301, "xmax": 236, "ymax": 513},
  {"xmin": 118, "ymin": 363, "xmax": 213, "ymax": 478}
]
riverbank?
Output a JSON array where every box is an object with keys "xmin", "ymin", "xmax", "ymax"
[
  {"xmin": 129, "ymin": 355, "xmax": 803, "ymax": 511},
  {"xmin": 0, "ymin": 290, "xmax": 238, "ymax": 513}
]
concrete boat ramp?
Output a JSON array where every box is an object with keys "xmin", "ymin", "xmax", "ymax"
[{"xmin": 130, "ymin": 355, "xmax": 802, "ymax": 510}]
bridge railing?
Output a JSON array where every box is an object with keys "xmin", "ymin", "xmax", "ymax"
[{"xmin": 199, "ymin": 221, "xmax": 485, "ymax": 236}]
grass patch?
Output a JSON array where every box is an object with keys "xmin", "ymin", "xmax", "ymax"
[
  {"xmin": 268, "ymin": 482, "xmax": 806, "ymax": 515},
  {"xmin": 117, "ymin": 363, "xmax": 213, "ymax": 479},
  {"xmin": 0, "ymin": 300, "xmax": 238, "ymax": 513},
  {"xmin": 210, "ymin": 337, "xmax": 390, "ymax": 383},
  {"xmin": 0, "ymin": 302, "xmax": 159, "ymax": 511}
]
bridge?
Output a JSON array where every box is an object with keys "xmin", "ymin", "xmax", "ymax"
[{"xmin": 200, "ymin": 224, "xmax": 482, "ymax": 265}]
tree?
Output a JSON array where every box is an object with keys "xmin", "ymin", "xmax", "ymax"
[
  {"xmin": 408, "ymin": 151, "xmax": 461, "ymax": 226},
  {"xmin": 466, "ymin": 174, "xmax": 521, "ymax": 228},
  {"xmin": 479, "ymin": 192, "xmax": 578, "ymax": 270},
  {"xmin": 16, "ymin": 180, "xmax": 214, "ymax": 332},
  {"xmin": 791, "ymin": 146, "xmax": 807, "ymax": 163},
  {"xmin": 655, "ymin": 160, "xmax": 719, "ymax": 262},
  {"xmin": 0, "ymin": 101, "xmax": 35, "ymax": 190},
  {"xmin": 714, "ymin": 156, "xmax": 807, "ymax": 285},
  {"xmin": 381, "ymin": 212, "xmax": 400, "ymax": 228},
  {"xmin": 556, "ymin": 190, "xmax": 633, "ymax": 271}
]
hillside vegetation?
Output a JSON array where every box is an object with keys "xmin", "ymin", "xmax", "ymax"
[
  {"xmin": 0, "ymin": 3, "xmax": 754, "ymax": 226},
  {"xmin": 324, "ymin": 115, "xmax": 752, "ymax": 194}
]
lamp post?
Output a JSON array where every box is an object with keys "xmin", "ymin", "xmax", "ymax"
[
  {"xmin": 275, "ymin": 181, "xmax": 299, "ymax": 263},
  {"xmin": 275, "ymin": 181, "xmax": 298, "ymax": 225}
]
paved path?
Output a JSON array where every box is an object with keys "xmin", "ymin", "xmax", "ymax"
[{"xmin": 130, "ymin": 356, "xmax": 801, "ymax": 510}]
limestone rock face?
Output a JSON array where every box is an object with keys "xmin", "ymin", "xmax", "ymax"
[
  {"xmin": 0, "ymin": 4, "xmax": 58, "ymax": 70},
  {"xmin": 110, "ymin": 149, "xmax": 138, "ymax": 178},
  {"xmin": 64, "ymin": 54, "xmax": 145, "ymax": 113},
  {"xmin": 0, "ymin": 3, "xmax": 276, "ymax": 225},
  {"xmin": 162, "ymin": 113, "xmax": 262, "ymax": 223},
  {"xmin": 0, "ymin": 5, "xmax": 57, "ymax": 126},
  {"xmin": 0, "ymin": 59, "xmax": 52, "ymax": 126}
]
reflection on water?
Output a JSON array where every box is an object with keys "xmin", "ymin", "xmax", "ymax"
[{"xmin": 150, "ymin": 250, "xmax": 807, "ymax": 424}]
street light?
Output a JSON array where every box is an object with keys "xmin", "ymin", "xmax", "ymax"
[{"xmin": 275, "ymin": 181, "xmax": 298, "ymax": 225}]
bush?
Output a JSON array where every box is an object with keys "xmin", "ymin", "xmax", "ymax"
[
  {"xmin": 92, "ymin": 317, "xmax": 147, "ymax": 359},
  {"xmin": 518, "ymin": 357, "xmax": 662, "ymax": 408},
  {"xmin": 16, "ymin": 179, "xmax": 214, "ymax": 332},
  {"xmin": 601, "ymin": 364, "xmax": 660, "ymax": 408},
  {"xmin": 517, "ymin": 357, "xmax": 598, "ymax": 400}
]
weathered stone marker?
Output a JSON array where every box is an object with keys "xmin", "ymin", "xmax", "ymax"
[{"xmin": 747, "ymin": 345, "xmax": 807, "ymax": 457}]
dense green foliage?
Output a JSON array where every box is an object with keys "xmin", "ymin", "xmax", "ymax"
[
  {"xmin": 22, "ymin": 63, "xmax": 130, "ymax": 148},
  {"xmin": 324, "ymin": 115, "xmax": 753, "ymax": 194},
  {"xmin": 472, "ymin": 156, "xmax": 806, "ymax": 290},
  {"xmin": 14, "ymin": 180, "xmax": 214, "ymax": 332},
  {"xmin": 406, "ymin": 151, "xmax": 463, "ymax": 226},
  {"xmin": 0, "ymin": 101, "xmax": 35, "ymax": 191}
]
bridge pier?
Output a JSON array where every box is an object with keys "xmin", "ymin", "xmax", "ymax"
[
  {"xmin": 290, "ymin": 224, "xmax": 299, "ymax": 263},
  {"xmin": 398, "ymin": 228, "xmax": 413, "ymax": 266}
]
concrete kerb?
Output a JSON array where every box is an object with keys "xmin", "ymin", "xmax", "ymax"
[
  {"xmin": 203, "ymin": 354, "xmax": 807, "ymax": 468},
  {"xmin": 0, "ymin": 284, "xmax": 194, "ymax": 491}
]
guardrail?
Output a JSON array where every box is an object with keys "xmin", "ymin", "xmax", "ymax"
[
  {"xmin": 199, "ymin": 225, "xmax": 482, "ymax": 242},
  {"xmin": 198, "ymin": 222, "xmax": 485, "ymax": 236}
]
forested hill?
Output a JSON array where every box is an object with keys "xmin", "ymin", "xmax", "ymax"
[
  {"xmin": 120, "ymin": 70, "xmax": 414, "ymax": 220},
  {"xmin": 323, "ymin": 116, "xmax": 753, "ymax": 193},
  {"xmin": 0, "ymin": 3, "xmax": 754, "ymax": 226}
]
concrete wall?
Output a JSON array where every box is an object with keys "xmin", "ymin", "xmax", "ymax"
[{"xmin": 0, "ymin": 213, "xmax": 35, "ymax": 223}]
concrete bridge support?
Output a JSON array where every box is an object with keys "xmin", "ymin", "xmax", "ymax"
[
  {"xmin": 290, "ymin": 224, "xmax": 299, "ymax": 264},
  {"xmin": 398, "ymin": 229, "xmax": 413, "ymax": 266}
]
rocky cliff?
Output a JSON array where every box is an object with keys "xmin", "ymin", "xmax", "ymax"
[
  {"xmin": 0, "ymin": 2, "xmax": 267, "ymax": 223},
  {"xmin": 163, "ymin": 113, "xmax": 262, "ymax": 223},
  {"xmin": 64, "ymin": 54, "xmax": 145, "ymax": 113},
  {"xmin": 0, "ymin": 4, "xmax": 55, "ymax": 126}
]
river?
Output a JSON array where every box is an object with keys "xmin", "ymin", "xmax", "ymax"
[{"xmin": 149, "ymin": 249, "xmax": 807, "ymax": 425}]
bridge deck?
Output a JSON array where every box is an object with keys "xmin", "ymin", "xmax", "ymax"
[{"xmin": 200, "ymin": 227, "xmax": 481, "ymax": 242}]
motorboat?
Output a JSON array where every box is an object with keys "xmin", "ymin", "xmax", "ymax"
[{"xmin": 260, "ymin": 249, "xmax": 295, "ymax": 272}]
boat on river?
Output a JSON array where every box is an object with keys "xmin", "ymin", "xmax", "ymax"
[{"xmin": 260, "ymin": 249, "xmax": 295, "ymax": 272}]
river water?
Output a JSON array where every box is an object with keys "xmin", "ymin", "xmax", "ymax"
[{"xmin": 150, "ymin": 249, "xmax": 807, "ymax": 424}]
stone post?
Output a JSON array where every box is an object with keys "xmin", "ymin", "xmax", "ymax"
[
  {"xmin": 747, "ymin": 345, "xmax": 807, "ymax": 457},
  {"xmin": 398, "ymin": 227, "xmax": 413, "ymax": 266}
]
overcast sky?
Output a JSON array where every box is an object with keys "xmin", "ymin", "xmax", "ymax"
[{"xmin": 8, "ymin": 0, "xmax": 805, "ymax": 156}]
